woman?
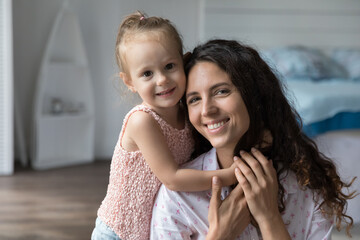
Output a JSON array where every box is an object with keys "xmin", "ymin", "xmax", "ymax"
[{"xmin": 150, "ymin": 39, "xmax": 355, "ymax": 240}]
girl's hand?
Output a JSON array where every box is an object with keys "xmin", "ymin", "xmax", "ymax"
[
  {"xmin": 233, "ymin": 148, "xmax": 279, "ymax": 227},
  {"xmin": 206, "ymin": 176, "xmax": 250, "ymax": 240}
]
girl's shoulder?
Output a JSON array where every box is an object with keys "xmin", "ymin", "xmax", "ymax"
[
  {"xmin": 125, "ymin": 105, "xmax": 161, "ymax": 131},
  {"xmin": 120, "ymin": 105, "xmax": 163, "ymax": 152}
]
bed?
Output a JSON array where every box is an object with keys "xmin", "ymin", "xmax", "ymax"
[
  {"xmin": 201, "ymin": 0, "xmax": 360, "ymax": 226},
  {"xmin": 261, "ymin": 45, "xmax": 360, "ymax": 224}
]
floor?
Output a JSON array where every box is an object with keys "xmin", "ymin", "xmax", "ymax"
[
  {"xmin": 0, "ymin": 160, "xmax": 358, "ymax": 240},
  {"xmin": 0, "ymin": 161, "xmax": 110, "ymax": 240}
]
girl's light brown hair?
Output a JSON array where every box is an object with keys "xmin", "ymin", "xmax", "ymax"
[{"xmin": 115, "ymin": 11, "xmax": 183, "ymax": 73}]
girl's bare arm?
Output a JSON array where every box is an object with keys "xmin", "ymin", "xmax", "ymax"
[{"xmin": 126, "ymin": 111, "xmax": 236, "ymax": 191}]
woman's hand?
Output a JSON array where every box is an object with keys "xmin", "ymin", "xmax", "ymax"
[
  {"xmin": 206, "ymin": 176, "xmax": 250, "ymax": 240},
  {"xmin": 234, "ymin": 148, "xmax": 290, "ymax": 240}
]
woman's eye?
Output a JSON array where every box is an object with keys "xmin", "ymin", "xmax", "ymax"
[
  {"xmin": 142, "ymin": 71, "xmax": 153, "ymax": 77},
  {"xmin": 165, "ymin": 63, "xmax": 175, "ymax": 70},
  {"xmin": 187, "ymin": 97, "xmax": 200, "ymax": 105},
  {"xmin": 215, "ymin": 89, "xmax": 230, "ymax": 95}
]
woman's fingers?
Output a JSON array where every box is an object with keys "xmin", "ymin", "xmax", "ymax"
[
  {"xmin": 207, "ymin": 176, "xmax": 251, "ymax": 239},
  {"xmin": 250, "ymin": 148, "xmax": 276, "ymax": 180},
  {"xmin": 233, "ymin": 149, "xmax": 280, "ymax": 225},
  {"xmin": 208, "ymin": 176, "xmax": 222, "ymax": 223},
  {"xmin": 239, "ymin": 150, "xmax": 266, "ymax": 182},
  {"xmin": 210, "ymin": 176, "xmax": 222, "ymax": 208},
  {"xmin": 234, "ymin": 155, "xmax": 258, "ymax": 189},
  {"xmin": 234, "ymin": 167, "xmax": 252, "ymax": 197}
]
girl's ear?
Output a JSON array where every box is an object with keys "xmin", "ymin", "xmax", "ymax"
[{"xmin": 120, "ymin": 72, "xmax": 136, "ymax": 93}]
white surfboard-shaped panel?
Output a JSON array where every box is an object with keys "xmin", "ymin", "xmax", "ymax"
[{"xmin": 32, "ymin": 1, "xmax": 94, "ymax": 170}]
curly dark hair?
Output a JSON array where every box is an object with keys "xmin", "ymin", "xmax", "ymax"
[{"xmin": 183, "ymin": 39, "xmax": 356, "ymax": 235}]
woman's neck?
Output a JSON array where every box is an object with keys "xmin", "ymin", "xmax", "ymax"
[{"xmin": 216, "ymin": 147, "xmax": 235, "ymax": 169}]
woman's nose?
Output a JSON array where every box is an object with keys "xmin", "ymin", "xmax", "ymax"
[{"xmin": 201, "ymin": 98, "xmax": 217, "ymax": 117}]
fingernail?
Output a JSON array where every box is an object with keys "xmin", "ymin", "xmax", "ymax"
[
  {"xmin": 212, "ymin": 176, "xmax": 219, "ymax": 184},
  {"xmin": 251, "ymin": 147, "xmax": 257, "ymax": 153},
  {"xmin": 240, "ymin": 150, "xmax": 245, "ymax": 155},
  {"xmin": 234, "ymin": 156, "xmax": 240, "ymax": 161}
]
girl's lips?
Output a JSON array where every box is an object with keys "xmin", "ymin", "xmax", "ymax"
[{"xmin": 156, "ymin": 87, "xmax": 176, "ymax": 97}]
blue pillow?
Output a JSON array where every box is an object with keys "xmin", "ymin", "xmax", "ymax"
[
  {"xmin": 262, "ymin": 46, "xmax": 348, "ymax": 80},
  {"xmin": 331, "ymin": 49, "xmax": 360, "ymax": 81}
]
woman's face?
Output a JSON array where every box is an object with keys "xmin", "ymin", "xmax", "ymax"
[{"xmin": 186, "ymin": 61, "xmax": 250, "ymax": 153}]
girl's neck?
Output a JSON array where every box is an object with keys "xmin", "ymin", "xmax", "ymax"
[{"xmin": 142, "ymin": 102, "xmax": 184, "ymax": 130}]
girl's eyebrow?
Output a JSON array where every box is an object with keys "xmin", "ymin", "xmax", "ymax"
[{"xmin": 186, "ymin": 82, "xmax": 231, "ymax": 99}]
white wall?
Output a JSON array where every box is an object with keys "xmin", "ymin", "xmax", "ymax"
[
  {"xmin": 203, "ymin": 0, "xmax": 360, "ymax": 51},
  {"xmin": 13, "ymin": 0, "xmax": 201, "ymax": 160}
]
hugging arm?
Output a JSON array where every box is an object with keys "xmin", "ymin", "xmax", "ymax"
[{"xmin": 129, "ymin": 111, "xmax": 236, "ymax": 191}]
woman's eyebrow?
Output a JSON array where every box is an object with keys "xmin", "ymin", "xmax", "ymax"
[
  {"xmin": 185, "ymin": 91, "xmax": 198, "ymax": 99},
  {"xmin": 186, "ymin": 82, "xmax": 231, "ymax": 99},
  {"xmin": 210, "ymin": 82, "xmax": 231, "ymax": 90}
]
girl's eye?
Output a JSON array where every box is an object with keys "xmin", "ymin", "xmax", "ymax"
[
  {"xmin": 165, "ymin": 63, "xmax": 175, "ymax": 70},
  {"xmin": 142, "ymin": 71, "xmax": 153, "ymax": 77}
]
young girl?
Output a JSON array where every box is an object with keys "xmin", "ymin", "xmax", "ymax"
[{"xmin": 91, "ymin": 12, "xmax": 235, "ymax": 240}]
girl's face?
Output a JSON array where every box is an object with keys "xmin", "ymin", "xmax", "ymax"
[
  {"xmin": 121, "ymin": 35, "xmax": 186, "ymax": 113},
  {"xmin": 186, "ymin": 61, "xmax": 250, "ymax": 153}
]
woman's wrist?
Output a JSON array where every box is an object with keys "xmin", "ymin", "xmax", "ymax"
[
  {"xmin": 206, "ymin": 227, "xmax": 220, "ymax": 240},
  {"xmin": 258, "ymin": 213, "xmax": 291, "ymax": 240}
]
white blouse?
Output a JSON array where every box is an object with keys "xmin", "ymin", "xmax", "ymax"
[{"xmin": 150, "ymin": 148, "xmax": 334, "ymax": 240}]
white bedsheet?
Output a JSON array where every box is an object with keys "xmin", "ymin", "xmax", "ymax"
[{"xmin": 285, "ymin": 79, "xmax": 360, "ymax": 125}]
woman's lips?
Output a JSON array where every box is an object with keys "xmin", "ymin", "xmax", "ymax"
[{"xmin": 206, "ymin": 118, "xmax": 230, "ymax": 130}]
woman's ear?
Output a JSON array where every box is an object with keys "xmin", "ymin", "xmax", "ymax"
[{"xmin": 120, "ymin": 72, "xmax": 136, "ymax": 93}]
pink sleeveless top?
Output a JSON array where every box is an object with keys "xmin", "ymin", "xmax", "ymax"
[{"xmin": 97, "ymin": 105, "xmax": 194, "ymax": 240}]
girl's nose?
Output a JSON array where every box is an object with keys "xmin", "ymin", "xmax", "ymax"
[{"xmin": 156, "ymin": 73, "xmax": 169, "ymax": 86}]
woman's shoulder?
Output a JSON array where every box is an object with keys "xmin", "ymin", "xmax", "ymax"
[
  {"xmin": 280, "ymin": 170, "xmax": 324, "ymax": 206},
  {"xmin": 280, "ymin": 171, "xmax": 313, "ymax": 197}
]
